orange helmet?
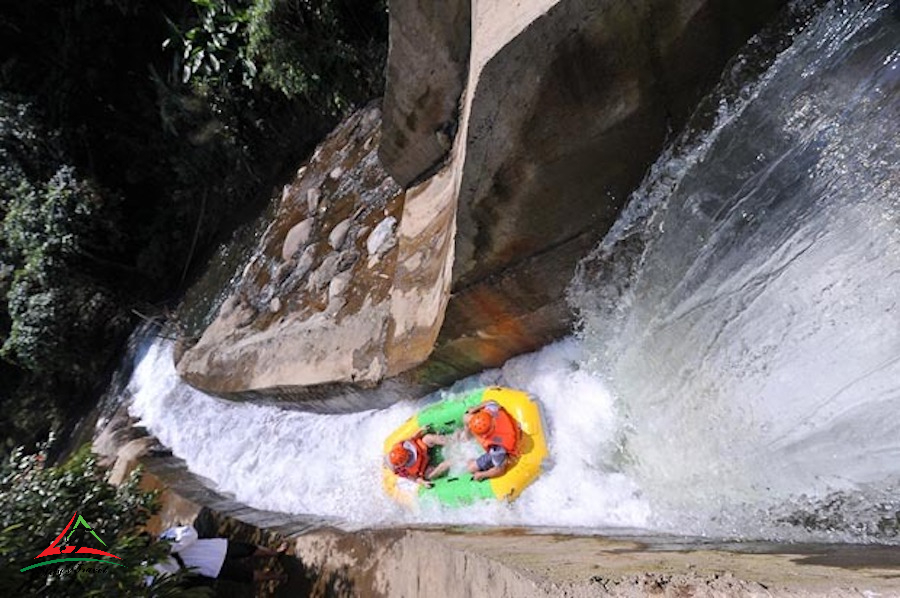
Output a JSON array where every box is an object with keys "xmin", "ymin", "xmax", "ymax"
[
  {"xmin": 468, "ymin": 410, "xmax": 494, "ymax": 436},
  {"xmin": 389, "ymin": 443, "xmax": 411, "ymax": 467}
]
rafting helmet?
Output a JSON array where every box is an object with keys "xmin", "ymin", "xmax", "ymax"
[
  {"xmin": 468, "ymin": 410, "xmax": 494, "ymax": 436},
  {"xmin": 389, "ymin": 443, "xmax": 411, "ymax": 467}
]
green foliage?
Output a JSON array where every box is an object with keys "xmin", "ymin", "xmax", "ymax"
[
  {"xmin": 0, "ymin": 442, "xmax": 206, "ymax": 596},
  {"xmin": 0, "ymin": 99, "xmax": 134, "ymax": 448},
  {"xmin": 3, "ymin": 165, "xmax": 122, "ymax": 263},
  {"xmin": 164, "ymin": 0, "xmax": 257, "ymax": 88},
  {"xmin": 0, "ymin": 101, "xmax": 57, "ymax": 195},
  {"xmin": 3, "ymin": 259, "xmax": 127, "ymax": 379},
  {"xmin": 246, "ymin": 0, "xmax": 388, "ymax": 113},
  {"xmin": 166, "ymin": 0, "xmax": 387, "ymax": 114},
  {"xmin": 0, "ymin": 0, "xmax": 389, "ymax": 451},
  {"xmin": 0, "ymin": 375, "xmax": 64, "ymax": 456},
  {"xmin": 1, "ymin": 141, "xmax": 131, "ymax": 382}
]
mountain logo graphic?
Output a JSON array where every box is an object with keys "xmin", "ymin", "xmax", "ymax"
[{"xmin": 20, "ymin": 511, "xmax": 124, "ymax": 572}]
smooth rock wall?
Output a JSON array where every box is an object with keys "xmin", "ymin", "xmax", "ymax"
[
  {"xmin": 176, "ymin": 0, "xmax": 789, "ymax": 400},
  {"xmin": 379, "ymin": 0, "xmax": 471, "ymax": 188},
  {"xmin": 386, "ymin": 0, "xmax": 789, "ymax": 385}
]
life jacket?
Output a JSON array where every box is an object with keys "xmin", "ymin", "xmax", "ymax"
[
  {"xmin": 393, "ymin": 435, "xmax": 429, "ymax": 479},
  {"xmin": 471, "ymin": 405, "xmax": 521, "ymax": 456}
]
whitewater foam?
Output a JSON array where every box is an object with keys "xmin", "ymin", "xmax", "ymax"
[{"xmin": 127, "ymin": 337, "xmax": 652, "ymax": 530}]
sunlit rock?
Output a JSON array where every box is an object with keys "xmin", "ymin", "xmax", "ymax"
[
  {"xmin": 176, "ymin": 104, "xmax": 456, "ymax": 397},
  {"xmin": 328, "ymin": 218, "xmax": 352, "ymax": 250},
  {"xmin": 384, "ymin": 0, "xmax": 785, "ymax": 386},
  {"xmin": 282, "ymin": 218, "xmax": 314, "ymax": 261},
  {"xmin": 306, "ymin": 187, "xmax": 320, "ymax": 213},
  {"xmin": 176, "ymin": 0, "xmax": 787, "ymax": 401},
  {"xmin": 366, "ymin": 216, "xmax": 398, "ymax": 267}
]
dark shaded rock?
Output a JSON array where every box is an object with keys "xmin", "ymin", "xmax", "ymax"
[
  {"xmin": 454, "ymin": 0, "xmax": 786, "ymax": 287},
  {"xmin": 379, "ymin": 0, "xmax": 471, "ymax": 187}
]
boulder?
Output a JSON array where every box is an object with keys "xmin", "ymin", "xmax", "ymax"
[
  {"xmin": 176, "ymin": 104, "xmax": 458, "ymax": 397},
  {"xmin": 176, "ymin": 0, "xmax": 787, "ymax": 401}
]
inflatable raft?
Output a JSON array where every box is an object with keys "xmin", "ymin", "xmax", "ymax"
[{"xmin": 382, "ymin": 386, "xmax": 548, "ymax": 507}]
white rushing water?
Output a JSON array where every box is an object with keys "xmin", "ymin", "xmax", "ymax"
[
  {"xmin": 126, "ymin": 1, "xmax": 900, "ymax": 543},
  {"xmin": 128, "ymin": 337, "xmax": 650, "ymax": 530},
  {"xmin": 569, "ymin": 0, "xmax": 900, "ymax": 541}
]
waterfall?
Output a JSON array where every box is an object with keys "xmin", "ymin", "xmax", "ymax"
[
  {"xmin": 124, "ymin": 0, "xmax": 900, "ymax": 542},
  {"xmin": 570, "ymin": 0, "xmax": 900, "ymax": 541}
]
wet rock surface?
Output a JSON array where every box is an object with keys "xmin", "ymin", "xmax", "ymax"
[{"xmin": 175, "ymin": 104, "xmax": 457, "ymax": 399}]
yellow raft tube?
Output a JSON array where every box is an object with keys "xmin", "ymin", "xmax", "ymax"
[{"xmin": 382, "ymin": 386, "xmax": 549, "ymax": 506}]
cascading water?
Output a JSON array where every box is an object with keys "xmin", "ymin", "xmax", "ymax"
[
  {"xmin": 570, "ymin": 0, "xmax": 900, "ymax": 541},
  {"xmin": 125, "ymin": 0, "xmax": 900, "ymax": 542},
  {"xmin": 128, "ymin": 337, "xmax": 650, "ymax": 530}
]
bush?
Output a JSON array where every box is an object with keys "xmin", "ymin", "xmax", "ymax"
[
  {"xmin": 0, "ymin": 0, "xmax": 390, "ymax": 451},
  {"xmin": 0, "ymin": 442, "xmax": 206, "ymax": 596},
  {"xmin": 166, "ymin": 0, "xmax": 388, "ymax": 114},
  {"xmin": 1, "ymin": 161, "xmax": 131, "ymax": 383},
  {"xmin": 246, "ymin": 0, "xmax": 388, "ymax": 113},
  {"xmin": 164, "ymin": 0, "xmax": 256, "ymax": 89},
  {"xmin": 0, "ymin": 99, "xmax": 133, "ymax": 447}
]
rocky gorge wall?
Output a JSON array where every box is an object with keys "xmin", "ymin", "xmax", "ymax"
[{"xmin": 176, "ymin": 0, "xmax": 789, "ymax": 402}]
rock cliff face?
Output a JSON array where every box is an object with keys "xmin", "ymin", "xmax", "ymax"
[
  {"xmin": 378, "ymin": 0, "xmax": 471, "ymax": 188},
  {"xmin": 176, "ymin": 105, "xmax": 459, "ymax": 399},
  {"xmin": 176, "ymin": 0, "xmax": 787, "ymax": 401}
]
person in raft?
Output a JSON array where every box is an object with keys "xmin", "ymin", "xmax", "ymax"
[
  {"xmin": 387, "ymin": 427, "xmax": 452, "ymax": 487},
  {"xmin": 464, "ymin": 401, "xmax": 521, "ymax": 481}
]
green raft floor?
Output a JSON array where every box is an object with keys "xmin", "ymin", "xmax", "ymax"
[{"xmin": 415, "ymin": 388, "xmax": 498, "ymax": 505}]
